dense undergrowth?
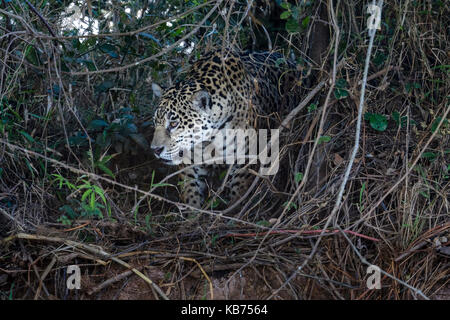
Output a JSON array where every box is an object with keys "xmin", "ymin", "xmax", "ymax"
[{"xmin": 0, "ymin": 0, "xmax": 448, "ymax": 300}]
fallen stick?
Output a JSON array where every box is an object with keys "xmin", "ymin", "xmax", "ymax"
[{"xmin": 1, "ymin": 233, "xmax": 169, "ymax": 300}]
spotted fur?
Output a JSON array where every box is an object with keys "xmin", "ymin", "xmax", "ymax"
[{"xmin": 151, "ymin": 49, "xmax": 301, "ymax": 208}]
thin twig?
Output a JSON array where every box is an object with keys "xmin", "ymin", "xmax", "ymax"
[{"xmin": 24, "ymin": 0, "xmax": 56, "ymax": 37}]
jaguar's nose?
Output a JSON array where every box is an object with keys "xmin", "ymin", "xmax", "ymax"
[{"xmin": 152, "ymin": 146, "xmax": 164, "ymax": 156}]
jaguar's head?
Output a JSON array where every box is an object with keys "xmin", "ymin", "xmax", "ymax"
[{"xmin": 150, "ymin": 83, "xmax": 217, "ymax": 166}]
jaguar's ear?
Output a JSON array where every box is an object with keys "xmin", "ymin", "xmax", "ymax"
[
  {"xmin": 192, "ymin": 90, "xmax": 210, "ymax": 110},
  {"xmin": 152, "ymin": 83, "xmax": 164, "ymax": 98}
]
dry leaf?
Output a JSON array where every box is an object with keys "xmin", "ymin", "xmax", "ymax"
[{"xmin": 334, "ymin": 153, "xmax": 344, "ymax": 165}]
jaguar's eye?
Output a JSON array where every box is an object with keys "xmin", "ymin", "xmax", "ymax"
[{"xmin": 169, "ymin": 121, "xmax": 179, "ymax": 129}]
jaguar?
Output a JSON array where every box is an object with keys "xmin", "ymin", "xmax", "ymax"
[{"xmin": 151, "ymin": 49, "xmax": 301, "ymax": 208}]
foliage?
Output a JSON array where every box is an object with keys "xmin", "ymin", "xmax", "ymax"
[
  {"xmin": 0, "ymin": 0, "xmax": 448, "ymax": 300},
  {"xmin": 52, "ymin": 173, "xmax": 109, "ymax": 223},
  {"xmin": 364, "ymin": 113, "xmax": 388, "ymax": 132}
]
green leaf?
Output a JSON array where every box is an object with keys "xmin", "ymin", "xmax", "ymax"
[
  {"xmin": 364, "ymin": 112, "xmax": 373, "ymax": 120},
  {"xmin": 208, "ymin": 234, "xmax": 218, "ymax": 247},
  {"xmin": 97, "ymin": 162, "xmax": 115, "ymax": 178},
  {"xmin": 24, "ymin": 45, "xmax": 39, "ymax": 65},
  {"xmin": 431, "ymin": 117, "xmax": 449, "ymax": 133},
  {"xmin": 308, "ymin": 103, "xmax": 317, "ymax": 112},
  {"xmin": 95, "ymin": 81, "xmax": 114, "ymax": 93},
  {"xmin": 280, "ymin": 11, "xmax": 291, "ymax": 19},
  {"xmin": 373, "ymin": 52, "xmax": 387, "ymax": 66},
  {"xmin": 392, "ymin": 111, "xmax": 408, "ymax": 128},
  {"xmin": 275, "ymin": 58, "xmax": 286, "ymax": 67},
  {"xmin": 125, "ymin": 122, "xmax": 138, "ymax": 134},
  {"xmin": 170, "ymin": 26, "xmax": 186, "ymax": 37},
  {"xmin": 291, "ymin": 6, "xmax": 301, "ymax": 20},
  {"xmin": 283, "ymin": 201, "xmax": 297, "ymax": 210},
  {"xmin": 405, "ymin": 82, "xmax": 421, "ymax": 93},
  {"xmin": 336, "ymin": 78, "xmax": 348, "ymax": 89},
  {"xmin": 218, "ymin": 170, "xmax": 227, "ymax": 180},
  {"xmin": 359, "ymin": 182, "xmax": 366, "ymax": 205},
  {"xmin": 419, "ymin": 191, "xmax": 429, "ymax": 199},
  {"xmin": 280, "ymin": 2, "xmax": 291, "ymax": 9},
  {"xmin": 392, "ymin": 111, "xmax": 400, "ymax": 124},
  {"xmin": 68, "ymin": 132, "xmax": 89, "ymax": 147},
  {"xmin": 80, "ymin": 59, "xmax": 96, "ymax": 71},
  {"xmin": 59, "ymin": 205, "xmax": 76, "ymax": 219},
  {"xmin": 318, "ymin": 135, "xmax": 331, "ymax": 144},
  {"xmin": 90, "ymin": 192, "xmax": 96, "ymax": 209},
  {"xmin": 81, "ymin": 189, "xmax": 93, "ymax": 202},
  {"xmin": 78, "ymin": 183, "xmax": 92, "ymax": 190},
  {"xmin": 52, "ymin": 174, "xmax": 63, "ymax": 188},
  {"xmin": 285, "ymin": 19, "xmax": 300, "ymax": 33},
  {"xmin": 256, "ymin": 220, "xmax": 270, "ymax": 227},
  {"xmin": 334, "ymin": 88, "xmax": 348, "ymax": 99},
  {"xmin": 93, "ymin": 185, "xmax": 107, "ymax": 205},
  {"xmin": 301, "ymin": 16, "xmax": 311, "ymax": 29},
  {"xmin": 421, "ymin": 152, "xmax": 436, "ymax": 160},
  {"xmin": 19, "ymin": 130, "xmax": 35, "ymax": 143},
  {"xmin": 99, "ymin": 43, "xmax": 119, "ymax": 58},
  {"xmin": 208, "ymin": 198, "xmax": 222, "ymax": 209},
  {"xmin": 100, "ymin": 155, "xmax": 113, "ymax": 163},
  {"xmin": 294, "ymin": 172, "xmax": 303, "ymax": 183},
  {"xmin": 368, "ymin": 114, "xmax": 388, "ymax": 132},
  {"xmin": 88, "ymin": 119, "xmax": 109, "ymax": 130},
  {"xmin": 334, "ymin": 79, "xmax": 348, "ymax": 99}
]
